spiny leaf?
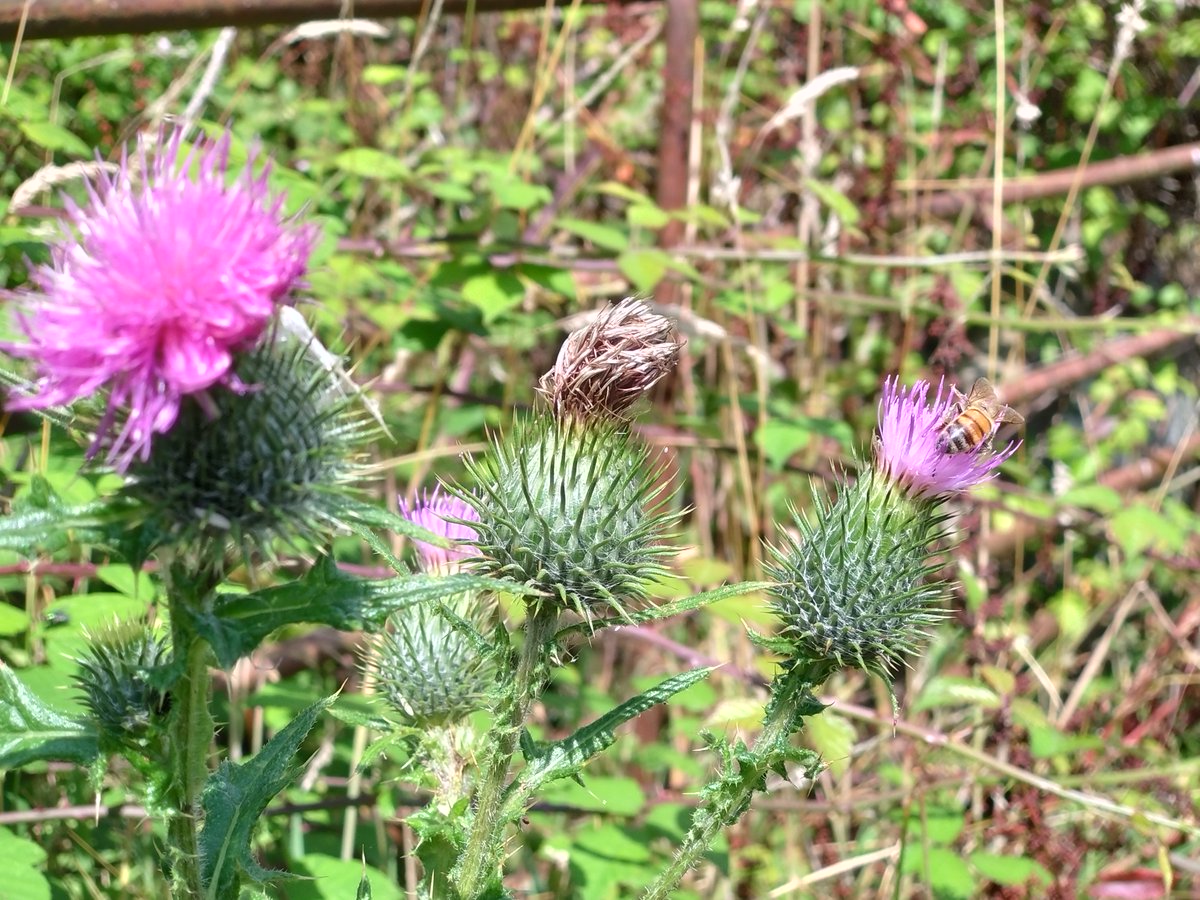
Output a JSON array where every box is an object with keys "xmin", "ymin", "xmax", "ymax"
[
  {"xmin": 554, "ymin": 581, "xmax": 773, "ymax": 641},
  {"xmin": 0, "ymin": 476, "xmax": 111, "ymax": 556},
  {"xmin": 0, "ymin": 663, "xmax": 99, "ymax": 769},
  {"xmin": 185, "ymin": 557, "xmax": 533, "ymax": 668},
  {"xmin": 501, "ymin": 667, "xmax": 713, "ymax": 819},
  {"xmin": 198, "ymin": 695, "xmax": 334, "ymax": 899}
]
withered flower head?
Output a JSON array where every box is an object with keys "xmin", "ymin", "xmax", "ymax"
[{"xmin": 538, "ymin": 298, "xmax": 681, "ymax": 422}]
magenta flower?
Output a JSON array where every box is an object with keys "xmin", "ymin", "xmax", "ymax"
[
  {"xmin": 3, "ymin": 130, "xmax": 317, "ymax": 470},
  {"xmin": 400, "ymin": 489, "xmax": 480, "ymax": 572},
  {"xmin": 874, "ymin": 376, "xmax": 1018, "ymax": 499}
]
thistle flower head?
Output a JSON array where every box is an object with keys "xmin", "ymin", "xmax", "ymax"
[
  {"xmin": 457, "ymin": 416, "xmax": 675, "ymax": 620},
  {"xmin": 766, "ymin": 471, "xmax": 947, "ymax": 681},
  {"xmin": 400, "ymin": 489, "xmax": 479, "ymax": 573},
  {"xmin": 538, "ymin": 298, "xmax": 681, "ymax": 422},
  {"xmin": 124, "ymin": 324, "xmax": 372, "ymax": 559},
  {"xmin": 72, "ymin": 619, "xmax": 171, "ymax": 751},
  {"xmin": 875, "ymin": 376, "xmax": 1018, "ymax": 499},
  {"xmin": 369, "ymin": 598, "xmax": 496, "ymax": 727},
  {"xmin": 3, "ymin": 129, "xmax": 317, "ymax": 470}
]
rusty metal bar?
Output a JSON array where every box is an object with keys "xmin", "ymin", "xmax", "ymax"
[{"xmin": 0, "ymin": 0, "xmax": 654, "ymax": 43}]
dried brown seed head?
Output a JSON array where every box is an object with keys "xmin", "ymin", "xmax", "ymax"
[{"xmin": 538, "ymin": 298, "xmax": 682, "ymax": 421}]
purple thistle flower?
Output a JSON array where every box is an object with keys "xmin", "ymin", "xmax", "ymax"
[
  {"xmin": 875, "ymin": 376, "xmax": 1018, "ymax": 499},
  {"xmin": 400, "ymin": 488, "xmax": 480, "ymax": 572},
  {"xmin": 3, "ymin": 130, "xmax": 317, "ymax": 470}
]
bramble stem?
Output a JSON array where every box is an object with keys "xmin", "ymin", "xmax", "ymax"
[
  {"xmin": 640, "ymin": 662, "xmax": 828, "ymax": 900},
  {"xmin": 452, "ymin": 606, "xmax": 559, "ymax": 899}
]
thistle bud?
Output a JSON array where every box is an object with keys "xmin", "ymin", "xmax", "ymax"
[
  {"xmin": 766, "ymin": 471, "xmax": 947, "ymax": 680},
  {"xmin": 125, "ymin": 325, "xmax": 371, "ymax": 558},
  {"xmin": 73, "ymin": 620, "xmax": 171, "ymax": 751},
  {"xmin": 538, "ymin": 298, "xmax": 681, "ymax": 422},
  {"xmin": 369, "ymin": 599, "xmax": 495, "ymax": 727},
  {"xmin": 457, "ymin": 417, "xmax": 674, "ymax": 620}
]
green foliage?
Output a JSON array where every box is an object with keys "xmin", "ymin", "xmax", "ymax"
[
  {"xmin": 0, "ymin": 663, "xmax": 99, "ymax": 769},
  {"xmin": 184, "ymin": 557, "xmax": 524, "ymax": 668},
  {"xmin": 198, "ymin": 695, "xmax": 334, "ymax": 899},
  {"xmin": 504, "ymin": 668, "xmax": 714, "ymax": 816}
]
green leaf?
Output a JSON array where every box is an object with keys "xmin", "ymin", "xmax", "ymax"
[
  {"xmin": 0, "ymin": 830, "xmax": 51, "ymax": 900},
  {"xmin": 804, "ymin": 712, "xmax": 855, "ymax": 776},
  {"xmin": 492, "ymin": 180, "xmax": 551, "ymax": 211},
  {"xmin": 0, "ymin": 663, "xmax": 99, "ymax": 768},
  {"xmin": 503, "ymin": 668, "xmax": 713, "ymax": 817},
  {"xmin": 0, "ymin": 477, "xmax": 110, "ymax": 556},
  {"xmin": 199, "ymin": 696, "xmax": 335, "ymax": 899},
  {"xmin": 554, "ymin": 581, "xmax": 772, "ymax": 641},
  {"xmin": 901, "ymin": 846, "xmax": 976, "ymax": 898},
  {"xmin": 555, "ymin": 217, "xmax": 628, "ymax": 252},
  {"xmin": 1109, "ymin": 505, "xmax": 1186, "ymax": 556},
  {"xmin": 332, "ymin": 148, "xmax": 409, "ymax": 180},
  {"xmin": 969, "ymin": 852, "xmax": 1052, "ymax": 887},
  {"xmin": 1058, "ymin": 484, "xmax": 1122, "ymax": 515},
  {"xmin": 617, "ymin": 249, "xmax": 670, "ymax": 292},
  {"xmin": 283, "ymin": 854, "xmax": 402, "ymax": 899},
  {"xmin": 538, "ymin": 775, "xmax": 646, "ymax": 816},
  {"xmin": 461, "ymin": 270, "xmax": 526, "ymax": 322},
  {"xmin": 188, "ymin": 558, "xmax": 531, "ymax": 668},
  {"xmin": 802, "ymin": 179, "xmax": 861, "ymax": 227},
  {"xmin": 0, "ymin": 604, "xmax": 29, "ymax": 636},
  {"xmin": 19, "ymin": 121, "xmax": 91, "ymax": 157}
]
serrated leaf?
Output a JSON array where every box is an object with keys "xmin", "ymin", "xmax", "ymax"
[
  {"xmin": 187, "ymin": 557, "xmax": 531, "ymax": 668},
  {"xmin": 555, "ymin": 581, "xmax": 772, "ymax": 641},
  {"xmin": 199, "ymin": 695, "xmax": 334, "ymax": 898},
  {"xmin": 502, "ymin": 668, "xmax": 713, "ymax": 818},
  {"xmin": 0, "ymin": 664, "xmax": 99, "ymax": 768}
]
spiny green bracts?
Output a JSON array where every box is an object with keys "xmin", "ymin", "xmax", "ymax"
[
  {"xmin": 124, "ymin": 324, "xmax": 373, "ymax": 560},
  {"xmin": 457, "ymin": 415, "xmax": 675, "ymax": 620},
  {"xmin": 73, "ymin": 619, "xmax": 171, "ymax": 752},
  {"xmin": 370, "ymin": 597, "xmax": 496, "ymax": 727},
  {"xmin": 766, "ymin": 469, "xmax": 948, "ymax": 680}
]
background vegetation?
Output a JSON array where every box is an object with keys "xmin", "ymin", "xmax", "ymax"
[{"xmin": 0, "ymin": 0, "xmax": 1197, "ymax": 895}]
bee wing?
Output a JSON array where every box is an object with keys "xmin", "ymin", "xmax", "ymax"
[
  {"xmin": 996, "ymin": 405, "xmax": 1025, "ymax": 427},
  {"xmin": 965, "ymin": 377, "xmax": 999, "ymax": 407}
]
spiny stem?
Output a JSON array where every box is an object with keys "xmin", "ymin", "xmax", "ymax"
[
  {"xmin": 167, "ymin": 624, "xmax": 214, "ymax": 897},
  {"xmin": 452, "ymin": 605, "xmax": 559, "ymax": 899},
  {"xmin": 640, "ymin": 663, "xmax": 825, "ymax": 900}
]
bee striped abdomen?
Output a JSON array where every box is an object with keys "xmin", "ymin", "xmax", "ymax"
[{"xmin": 938, "ymin": 408, "xmax": 992, "ymax": 454}]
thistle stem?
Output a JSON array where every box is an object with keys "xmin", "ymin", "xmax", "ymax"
[
  {"xmin": 167, "ymin": 623, "xmax": 215, "ymax": 897},
  {"xmin": 640, "ymin": 662, "xmax": 827, "ymax": 900},
  {"xmin": 453, "ymin": 606, "xmax": 559, "ymax": 899}
]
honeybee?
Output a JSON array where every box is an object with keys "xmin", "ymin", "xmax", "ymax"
[{"xmin": 937, "ymin": 377, "xmax": 1024, "ymax": 454}]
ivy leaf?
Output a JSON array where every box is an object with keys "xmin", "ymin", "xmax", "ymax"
[
  {"xmin": 0, "ymin": 663, "xmax": 99, "ymax": 769},
  {"xmin": 187, "ymin": 558, "xmax": 532, "ymax": 668},
  {"xmin": 199, "ymin": 695, "xmax": 334, "ymax": 898},
  {"xmin": 502, "ymin": 668, "xmax": 714, "ymax": 818}
]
